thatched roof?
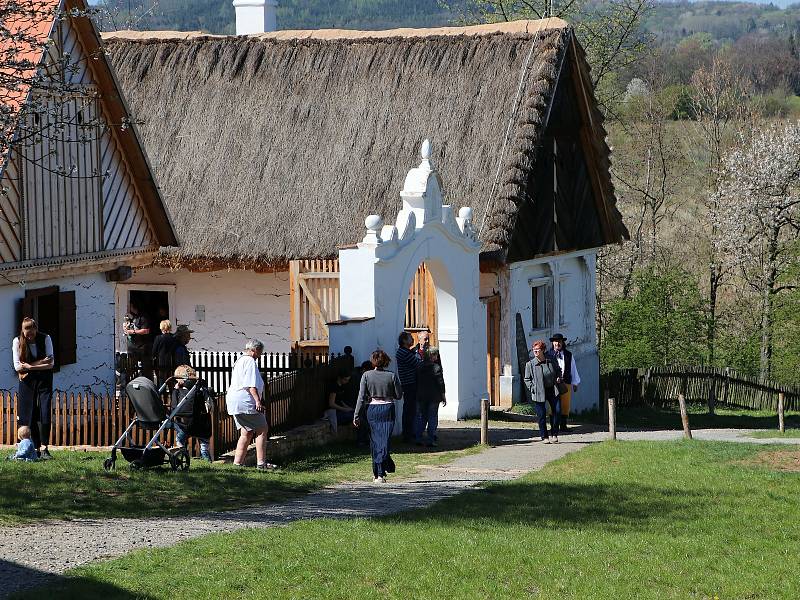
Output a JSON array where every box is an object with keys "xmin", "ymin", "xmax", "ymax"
[{"xmin": 103, "ymin": 19, "xmax": 626, "ymax": 268}]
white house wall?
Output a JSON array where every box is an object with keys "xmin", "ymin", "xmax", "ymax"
[
  {"xmin": 504, "ymin": 249, "xmax": 600, "ymax": 413},
  {"xmin": 0, "ymin": 273, "xmax": 116, "ymax": 393},
  {"xmin": 121, "ymin": 267, "xmax": 291, "ymax": 353}
]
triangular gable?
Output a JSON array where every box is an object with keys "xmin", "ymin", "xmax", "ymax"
[
  {"xmin": 0, "ymin": 0, "xmax": 177, "ymax": 268},
  {"xmin": 506, "ymin": 33, "xmax": 627, "ymax": 262}
]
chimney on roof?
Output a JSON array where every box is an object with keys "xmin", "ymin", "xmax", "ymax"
[{"xmin": 233, "ymin": 0, "xmax": 278, "ymax": 35}]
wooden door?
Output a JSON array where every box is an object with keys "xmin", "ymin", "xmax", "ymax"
[{"xmin": 485, "ymin": 295, "xmax": 501, "ymax": 406}]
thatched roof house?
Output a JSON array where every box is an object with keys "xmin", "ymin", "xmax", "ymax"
[{"xmin": 103, "ymin": 18, "xmax": 626, "ymax": 270}]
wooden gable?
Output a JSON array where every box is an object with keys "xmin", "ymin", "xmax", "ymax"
[
  {"xmin": 0, "ymin": 0, "xmax": 176, "ymax": 272},
  {"xmin": 506, "ymin": 40, "xmax": 610, "ymax": 263}
]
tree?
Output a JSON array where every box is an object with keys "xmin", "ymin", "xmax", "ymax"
[
  {"xmin": 713, "ymin": 120, "xmax": 800, "ymax": 378},
  {"xmin": 688, "ymin": 56, "xmax": 751, "ymax": 365},
  {"xmin": 600, "ymin": 267, "xmax": 707, "ymax": 371}
]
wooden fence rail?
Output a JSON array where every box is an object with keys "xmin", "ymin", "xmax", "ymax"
[{"xmin": 601, "ymin": 366, "xmax": 800, "ymax": 412}]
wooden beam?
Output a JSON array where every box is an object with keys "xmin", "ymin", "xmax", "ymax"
[
  {"xmin": 297, "ymin": 278, "xmax": 330, "ymax": 335},
  {"xmin": 289, "ymin": 260, "xmax": 300, "ymax": 347}
]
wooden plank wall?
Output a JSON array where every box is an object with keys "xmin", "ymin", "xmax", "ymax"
[{"xmin": 3, "ymin": 15, "xmax": 156, "ymax": 265}]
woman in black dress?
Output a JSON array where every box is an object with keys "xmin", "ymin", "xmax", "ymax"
[{"xmin": 12, "ymin": 318, "xmax": 55, "ymax": 458}]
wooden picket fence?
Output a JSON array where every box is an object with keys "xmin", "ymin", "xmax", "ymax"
[
  {"xmin": 601, "ymin": 365, "xmax": 800, "ymax": 412},
  {"xmin": 2, "ymin": 357, "xmax": 348, "ymax": 457},
  {"xmin": 116, "ymin": 350, "xmax": 346, "ymax": 395}
]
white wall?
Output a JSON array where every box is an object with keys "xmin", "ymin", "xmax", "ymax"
[
  {"xmin": 504, "ymin": 249, "xmax": 600, "ymax": 413},
  {"xmin": 0, "ymin": 273, "xmax": 117, "ymax": 393},
  {"xmin": 122, "ymin": 267, "xmax": 291, "ymax": 353}
]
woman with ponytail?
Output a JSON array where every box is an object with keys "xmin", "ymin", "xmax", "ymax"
[{"xmin": 12, "ymin": 318, "xmax": 55, "ymax": 459}]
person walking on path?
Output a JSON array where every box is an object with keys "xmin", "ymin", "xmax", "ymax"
[
  {"xmin": 151, "ymin": 320, "xmax": 178, "ymax": 385},
  {"xmin": 354, "ymin": 349, "xmax": 403, "ymax": 483},
  {"xmin": 548, "ymin": 333, "xmax": 580, "ymax": 432},
  {"xmin": 415, "ymin": 346, "xmax": 446, "ymax": 446},
  {"xmin": 396, "ymin": 331, "xmax": 423, "ymax": 442},
  {"xmin": 524, "ymin": 340, "xmax": 562, "ymax": 444},
  {"xmin": 12, "ymin": 318, "xmax": 55, "ymax": 459},
  {"xmin": 226, "ymin": 339, "xmax": 276, "ymax": 470}
]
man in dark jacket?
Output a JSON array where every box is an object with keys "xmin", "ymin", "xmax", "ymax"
[
  {"xmin": 415, "ymin": 346, "xmax": 446, "ymax": 446},
  {"xmin": 547, "ymin": 333, "xmax": 580, "ymax": 432}
]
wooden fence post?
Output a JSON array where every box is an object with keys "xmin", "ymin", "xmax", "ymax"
[
  {"xmin": 480, "ymin": 398, "xmax": 489, "ymax": 446},
  {"xmin": 708, "ymin": 378, "xmax": 716, "ymax": 416},
  {"xmin": 608, "ymin": 396, "xmax": 616, "ymax": 440},
  {"xmin": 778, "ymin": 392, "xmax": 785, "ymax": 433},
  {"xmin": 678, "ymin": 393, "xmax": 692, "ymax": 439}
]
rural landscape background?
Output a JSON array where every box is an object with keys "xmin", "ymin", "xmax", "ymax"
[{"xmin": 95, "ymin": 0, "xmax": 800, "ymax": 385}]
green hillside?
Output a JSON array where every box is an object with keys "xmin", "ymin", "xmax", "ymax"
[{"xmin": 96, "ymin": 0, "xmax": 453, "ymax": 34}]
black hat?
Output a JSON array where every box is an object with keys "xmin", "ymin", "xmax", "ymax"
[{"xmin": 549, "ymin": 333, "xmax": 568, "ymax": 343}]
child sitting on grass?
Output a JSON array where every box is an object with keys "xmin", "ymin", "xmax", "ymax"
[{"xmin": 9, "ymin": 425, "xmax": 38, "ymax": 461}]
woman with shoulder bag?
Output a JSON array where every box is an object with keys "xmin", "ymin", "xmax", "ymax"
[{"xmin": 523, "ymin": 340, "xmax": 562, "ymax": 444}]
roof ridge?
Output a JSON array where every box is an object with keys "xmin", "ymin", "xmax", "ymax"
[{"xmin": 101, "ymin": 17, "xmax": 570, "ymax": 43}]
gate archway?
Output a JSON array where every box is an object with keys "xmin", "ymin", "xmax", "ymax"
[{"xmin": 329, "ymin": 141, "xmax": 487, "ymax": 419}]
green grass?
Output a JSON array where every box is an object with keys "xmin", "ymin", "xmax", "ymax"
[
  {"xmin": 578, "ymin": 403, "xmax": 800, "ymax": 431},
  {"xmin": 28, "ymin": 440, "xmax": 800, "ymax": 599},
  {"xmin": 0, "ymin": 441, "xmax": 479, "ymax": 526},
  {"xmin": 748, "ymin": 429, "xmax": 800, "ymax": 439}
]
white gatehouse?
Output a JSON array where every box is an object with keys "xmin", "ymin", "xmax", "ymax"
[{"xmin": 329, "ymin": 141, "xmax": 488, "ymax": 420}]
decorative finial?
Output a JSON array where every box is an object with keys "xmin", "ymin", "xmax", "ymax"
[{"xmin": 421, "ymin": 139, "xmax": 432, "ymax": 160}]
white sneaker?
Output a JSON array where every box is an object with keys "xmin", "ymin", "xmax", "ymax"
[
  {"xmin": 373, "ymin": 476, "xmax": 386, "ymax": 483},
  {"xmin": 552, "ymin": 437, "xmax": 559, "ymax": 444},
  {"xmin": 542, "ymin": 438, "xmax": 551, "ymax": 444}
]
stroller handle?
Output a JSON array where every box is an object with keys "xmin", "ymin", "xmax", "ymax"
[{"xmin": 157, "ymin": 377, "xmax": 177, "ymax": 395}]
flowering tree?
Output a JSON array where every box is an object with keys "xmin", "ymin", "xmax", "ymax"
[{"xmin": 713, "ymin": 120, "xmax": 800, "ymax": 378}]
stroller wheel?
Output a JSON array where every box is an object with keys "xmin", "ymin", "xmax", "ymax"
[
  {"xmin": 103, "ymin": 458, "xmax": 115, "ymax": 471},
  {"xmin": 130, "ymin": 459, "xmax": 144, "ymax": 471},
  {"xmin": 170, "ymin": 448, "xmax": 190, "ymax": 472}
]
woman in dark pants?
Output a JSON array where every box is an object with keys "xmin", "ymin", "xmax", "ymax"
[
  {"xmin": 523, "ymin": 340, "xmax": 562, "ymax": 444},
  {"xmin": 354, "ymin": 349, "xmax": 402, "ymax": 483},
  {"xmin": 12, "ymin": 318, "xmax": 55, "ymax": 458}
]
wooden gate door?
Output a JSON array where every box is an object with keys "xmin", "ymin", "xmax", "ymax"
[
  {"xmin": 485, "ymin": 295, "xmax": 501, "ymax": 406},
  {"xmin": 289, "ymin": 260, "xmax": 340, "ymax": 354},
  {"xmin": 405, "ymin": 262, "xmax": 438, "ymax": 346}
]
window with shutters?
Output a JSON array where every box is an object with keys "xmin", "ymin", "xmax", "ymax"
[{"xmin": 17, "ymin": 286, "xmax": 77, "ymax": 369}]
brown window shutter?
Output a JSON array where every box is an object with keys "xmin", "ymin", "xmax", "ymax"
[{"xmin": 58, "ymin": 291, "xmax": 77, "ymax": 366}]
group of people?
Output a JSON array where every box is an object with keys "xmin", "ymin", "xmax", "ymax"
[
  {"xmin": 523, "ymin": 333, "xmax": 581, "ymax": 444},
  {"xmin": 123, "ymin": 303, "xmax": 192, "ymax": 382}
]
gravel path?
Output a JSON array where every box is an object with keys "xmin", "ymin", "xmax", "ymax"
[{"xmin": 1, "ymin": 424, "xmax": 797, "ymax": 598}]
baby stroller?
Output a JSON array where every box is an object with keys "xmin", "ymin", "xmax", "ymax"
[{"xmin": 104, "ymin": 375, "xmax": 213, "ymax": 471}]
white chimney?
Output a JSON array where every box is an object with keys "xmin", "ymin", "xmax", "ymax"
[{"xmin": 233, "ymin": 0, "xmax": 278, "ymax": 35}]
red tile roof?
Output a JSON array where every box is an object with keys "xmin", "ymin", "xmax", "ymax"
[{"xmin": 0, "ymin": 0, "xmax": 62, "ymax": 167}]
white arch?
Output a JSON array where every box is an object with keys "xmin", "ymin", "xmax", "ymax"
[{"xmin": 329, "ymin": 141, "xmax": 487, "ymax": 420}]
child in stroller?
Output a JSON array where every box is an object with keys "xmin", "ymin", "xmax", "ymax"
[
  {"xmin": 104, "ymin": 367, "xmax": 215, "ymax": 471},
  {"xmin": 171, "ymin": 365, "xmax": 213, "ymax": 461}
]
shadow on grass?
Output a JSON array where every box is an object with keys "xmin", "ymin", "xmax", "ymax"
[
  {"xmin": 2, "ymin": 559, "xmax": 153, "ymax": 600},
  {"xmin": 582, "ymin": 404, "xmax": 799, "ymax": 431},
  {"xmin": 384, "ymin": 479, "xmax": 706, "ymax": 532}
]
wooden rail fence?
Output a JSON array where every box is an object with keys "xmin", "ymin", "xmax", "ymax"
[{"xmin": 601, "ymin": 366, "xmax": 800, "ymax": 412}]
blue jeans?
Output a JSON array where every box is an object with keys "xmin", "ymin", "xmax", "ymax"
[
  {"xmin": 414, "ymin": 400, "xmax": 439, "ymax": 444},
  {"xmin": 174, "ymin": 422, "xmax": 211, "ymax": 460},
  {"xmin": 533, "ymin": 396, "xmax": 561, "ymax": 439}
]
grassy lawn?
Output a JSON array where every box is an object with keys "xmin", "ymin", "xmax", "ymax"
[
  {"xmin": 748, "ymin": 429, "xmax": 800, "ymax": 439},
  {"xmin": 571, "ymin": 403, "xmax": 800, "ymax": 431},
  {"xmin": 0, "ymin": 441, "xmax": 479, "ymax": 526},
  {"xmin": 28, "ymin": 440, "xmax": 800, "ymax": 599}
]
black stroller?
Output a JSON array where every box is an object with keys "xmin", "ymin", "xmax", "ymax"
[{"xmin": 104, "ymin": 375, "xmax": 213, "ymax": 471}]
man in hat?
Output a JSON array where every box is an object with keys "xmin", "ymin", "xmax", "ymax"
[
  {"xmin": 174, "ymin": 324, "xmax": 194, "ymax": 367},
  {"xmin": 548, "ymin": 333, "xmax": 580, "ymax": 431}
]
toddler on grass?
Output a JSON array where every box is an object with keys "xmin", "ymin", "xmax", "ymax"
[{"xmin": 9, "ymin": 425, "xmax": 38, "ymax": 461}]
